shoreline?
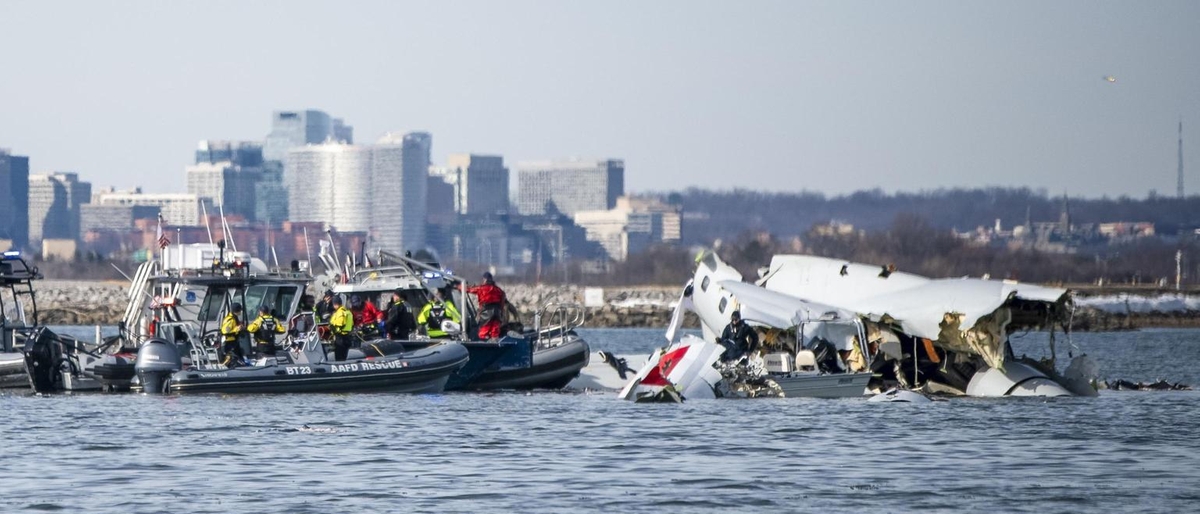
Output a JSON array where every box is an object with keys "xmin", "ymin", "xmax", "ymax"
[{"xmin": 27, "ymin": 280, "xmax": 1200, "ymax": 331}]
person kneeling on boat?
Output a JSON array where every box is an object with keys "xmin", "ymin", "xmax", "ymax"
[
  {"xmin": 330, "ymin": 296, "xmax": 355, "ymax": 361},
  {"xmin": 248, "ymin": 304, "xmax": 287, "ymax": 357},
  {"xmin": 417, "ymin": 290, "xmax": 461, "ymax": 339},
  {"xmin": 718, "ymin": 311, "xmax": 759, "ymax": 362},
  {"xmin": 220, "ymin": 303, "xmax": 247, "ymax": 368}
]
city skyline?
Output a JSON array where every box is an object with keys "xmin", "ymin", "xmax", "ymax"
[{"xmin": 1, "ymin": 1, "xmax": 1198, "ymax": 198}]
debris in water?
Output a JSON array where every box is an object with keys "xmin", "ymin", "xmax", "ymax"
[{"xmin": 1103, "ymin": 379, "xmax": 1190, "ymax": 391}]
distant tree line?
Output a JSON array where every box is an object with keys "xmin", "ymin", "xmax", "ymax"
[
  {"xmin": 579, "ymin": 213, "xmax": 1198, "ymax": 287},
  {"xmin": 668, "ymin": 187, "xmax": 1200, "ymax": 246}
]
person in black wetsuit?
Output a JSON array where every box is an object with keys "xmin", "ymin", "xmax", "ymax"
[{"xmin": 718, "ymin": 310, "xmax": 759, "ymax": 362}]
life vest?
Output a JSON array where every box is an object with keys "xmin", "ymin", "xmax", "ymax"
[
  {"xmin": 427, "ymin": 302, "xmax": 447, "ymax": 329},
  {"xmin": 255, "ymin": 315, "xmax": 279, "ymax": 343}
]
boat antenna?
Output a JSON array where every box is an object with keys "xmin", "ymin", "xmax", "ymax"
[
  {"xmin": 303, "ymin": 226, "xmax": 314, "ymax": 277},
  {"xmin": 200, "ymin": 200, "xmax": 215, "ymax": 245},
  {"xmin": 271, "ymin": 246, "xmax": 280, "ymax": 269},
  {"xmin": 325, "ymin": 227, "xmax": 340, "ymax": 267},
  {"xmin": 218, "ymin": 204, "xmax": 237, "ymax": 252}
]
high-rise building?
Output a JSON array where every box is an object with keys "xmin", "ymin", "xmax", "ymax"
[
  {"xmin": 374, "ymin": 132, "xmax": 430, "ymax": 252},
  {"xmin": 195, "ymin": 140, "xmax": 264, "ymax": 167},
  {"xmin": 80, "ymin": 204, "xmax": 160, "ymax": 233},
  {"xmin": 93, "ymin": 187, "xmax": 204, "ymax": 227},
  {"xmin": 28, "ymin": 172, "xmax": 91, "ymax": 243},
  {"xmin": 573, "ymin": 197, "xmax": 679, "ymax": 261},
  {"xmin": 263, "ymin": 110, "xmax": 351, "ymax": 163},
  {"xmin": 286, "ymin": 132, "xmax": 430, "ymax": 253},
  {"xmin": 285, "ymin": 143, "xmax": 374, "ymax": 234},
  {"xmin": 0, "ymin": 149, "xmax": 30, "ymax": 249},
  {"xmin": 430, "ymin": 154, "xmax": 509, "ymax": 215},
  {"xmin": 516, "ymin": 159, "xmax": 624, "ymax": 216},
  {"xmin": 194, "ymin": 140, "xmax": 287, "ymax": 223},
  {"xmin": 186, "ymin": 162, "xmax": 261, "ymax": 221},
  {"xmin": 263, "ymin": 110, "xmax": 353, "ymax": 222}
]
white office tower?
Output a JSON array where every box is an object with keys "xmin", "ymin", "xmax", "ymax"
[
  {"xmin": 285, "ymin": 143, "xmax": 373, "ymax": 233},
  {"xmin": 286, "ymin": 132, "xmax": 430, "ymax": 252}
]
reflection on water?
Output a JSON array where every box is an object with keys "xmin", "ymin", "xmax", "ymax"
[{"xmin": 2, "ymin": 328, "xmax": 1196, "ymax": 513}]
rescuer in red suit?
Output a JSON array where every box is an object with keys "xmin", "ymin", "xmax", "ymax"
[{"xmin": 468, "ymin": 271, "xmax": 507, "ymax": 340}]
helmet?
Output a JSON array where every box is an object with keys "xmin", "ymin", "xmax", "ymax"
[
  {"xmin": 231, "ymin": 302, "xmax": 243, "ymax": 313},
  {"xmin": 482, "ymin": 271, "xmax": 494, "ymax": 283},
  {"xmin": 323, "ymin": 289, "xmax": 334, "ymax": 298},
  {"xmin": 259, "ymin": 304, "xmax": 272, "ymax": 313},
  {"xmin": 350, "ymin": 294, "xmax": 363, "ymax": 308}
]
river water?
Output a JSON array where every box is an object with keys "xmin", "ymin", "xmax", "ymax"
[{"xmin": 1, "ymin": 328, "xmax": 1197, "ymax": 513}]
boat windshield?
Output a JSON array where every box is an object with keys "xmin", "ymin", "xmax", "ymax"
[
  {"xmin": 0, "ymin": 288, "xmax": 25, "ymax": 327},
  {"xmin": 244, "ymin": 284, "xmax": 299, "ymax": 318},
  {"xmin": 197, "ymin": 286, "xmax": 231, "ymax": 322}
]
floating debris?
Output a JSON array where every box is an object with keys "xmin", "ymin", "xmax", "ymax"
[{"xmin": 1103, "ymin": 379, "xmax": 1191, "ymax": 391}]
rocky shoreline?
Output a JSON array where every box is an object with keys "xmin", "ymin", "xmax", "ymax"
[{"xmin": 26, "ymin": 280, "xmax": 1200, "ymax": 331}]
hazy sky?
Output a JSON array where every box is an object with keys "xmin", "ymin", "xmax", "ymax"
[{"xmin": 1, "ymin": 1, "xmax": 1197, "ymax": 197}]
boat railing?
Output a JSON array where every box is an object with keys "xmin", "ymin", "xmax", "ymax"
[
  {"xmin": 347, "ymin": 265, "xmax": 423, "ymax": 284},
  {"xmin": 532, "ymin": 302, "xmax": 585, "ymax": 349},
  {"xmin": 156, "ymin": 320, "xmax": 224, "ymax": 370},
  {"xmin": 286, "ymin": 312, "xmax": 328, "ymax": 364}
]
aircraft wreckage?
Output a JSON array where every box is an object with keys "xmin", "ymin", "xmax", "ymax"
[{"xmin": 620, "ymin": 251, "xmax": 1099, "ymax": 402}]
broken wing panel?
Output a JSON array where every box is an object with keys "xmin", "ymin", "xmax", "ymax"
[{"xmin": 717, "ymin": 280, "xmax": 857, "ymax": 329}]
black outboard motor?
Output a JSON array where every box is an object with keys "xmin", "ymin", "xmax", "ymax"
[
  {"xmin": 134, "ymin": 338, "xmax": 182, "ymax": 394},
  {"xmin": 807, "ymin": 338, "xmax": 844, "ymax": 374},
  {"xmin": 23, "ymin": 327, "xmax": 66, "ymax": 393}
]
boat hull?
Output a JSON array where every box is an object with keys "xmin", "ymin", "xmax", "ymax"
[
  {"xmin": 0, "ymin": 352, "xmax": 26, "ymax": 388},
  {"xmin": 470, "ymin": 336, "xmax": 590, "ymax": 390},
  {"xmin": 771, "ymin": 372, "xmax": 872, "ymax": 398},
  {"xmin": 156, "ymin": 342, "xmax": 469, "ymax": 394}
]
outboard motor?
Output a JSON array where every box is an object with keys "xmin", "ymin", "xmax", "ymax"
[
  {"xmin": 134, "ymin": 338, "xmax": 182, "ymax": 394},
  {"xmin": 807, "ymin": 338, "xmax": 843, "ymax": 374},
  {"xmin": 23, "ymin": 327, "xmax": 66, "ymax": 393}
]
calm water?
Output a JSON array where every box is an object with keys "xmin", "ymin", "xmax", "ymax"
[{"xmin": 1, "ymin": 328, "xmax": 1197, "ymax": 513}]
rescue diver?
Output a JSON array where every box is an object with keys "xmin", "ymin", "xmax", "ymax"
[
  {"xmin": 417, "ymin": 289, "xmax": 462, "ymax": 339},
  {"xmin": 385, "ymin": 289, "xmax": 416, "ymax": 340},
  {"xmin": 220, "ymin": 302, "xmax": 246, "ymax": 368},
  {"xmin": 468, "ymin": 271, "xmax": 507, "ymax": 340},
  {"xmin": 329, "ymin": 296, "xmax": 355, "ymax": 361},
  {"xmin": 248, "ymin": 304, "xmax": 287, "ymax": 357},
  {"xmin": 718, "ymin": 310, "xmax": 759, "ymax": 362}
]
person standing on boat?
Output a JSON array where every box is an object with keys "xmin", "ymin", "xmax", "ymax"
[
  {"xmin": 248, "ymin": 304, "xmax": 287, "ymax": 357},
  {"xmin": 386, "ymin": 289, "xmax": 416, "ymax": 340},
  {"xmin": 417, "ymin": 289, "xmax": 461, "ymax": 339},
  {"xmin": 468, "ymin": 271, "xmax": 507, "ymax": 340},
  {"xmin": 329, "ymin": 296, "xmax": 355, "ymax": 361},
  {"xmin": 315, "ymin": 290, "xmax": 336, "ymax": 324},
  {"xmin": 718, "ymin": 311, "xmax": 759, "ymax": 362},
  {"xmin": 220, "ymin": 302, "xmax": 247, "ymax": 368}
]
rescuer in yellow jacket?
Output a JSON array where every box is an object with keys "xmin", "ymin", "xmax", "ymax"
[
  {"xmin": 417, "ymin": 290, "xmax": 462, "ymax": 339},
  {"xmin": 220, "ymin": 302, "xmax": 246, "ymax": 368},
  {"xmin": 247, "ymin": 304, "xmax": 287, "ymax": 357},
  {"xmin": 329, "ymin": 296, "xmax": 355, "ymax": 361}
]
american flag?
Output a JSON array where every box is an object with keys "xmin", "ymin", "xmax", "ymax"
[{"xmin": 156, "ymin": 216, "xmax": 170, "ymax": 249}]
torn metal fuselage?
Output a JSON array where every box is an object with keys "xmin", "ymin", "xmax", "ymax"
[{"xmin": 688, "ymin": 251, "xmax": 1092, "ymax": 398}]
